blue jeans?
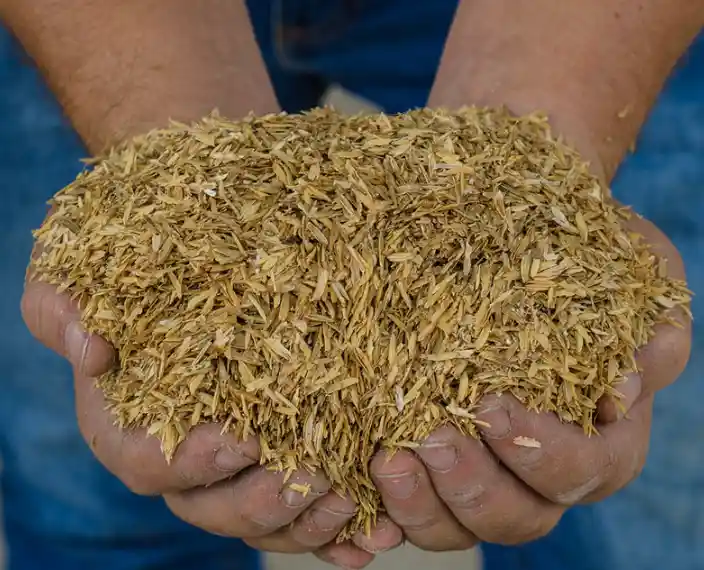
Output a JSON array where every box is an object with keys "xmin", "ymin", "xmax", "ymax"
[{"xmin": 1, "ymin": 2, "xmax": 702, "ymax": 569}]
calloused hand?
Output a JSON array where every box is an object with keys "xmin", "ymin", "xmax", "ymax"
[
  {"xmin": 368, "ymin": 213, "xmax": 690, "ymax": 551},
  {"xmin": 21, "ymin": 280, "xmax": 403, "ymax": 569}
]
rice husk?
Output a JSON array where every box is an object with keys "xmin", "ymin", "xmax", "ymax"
[{"xmin": 30, "ymin": 106, "xmax": 690, "ymax": 538}]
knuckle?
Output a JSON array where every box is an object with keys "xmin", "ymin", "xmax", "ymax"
[
  {"xmin": 631, "ymin": 446, "xmax": 648, "ymax": 480},
  {"xmin": 174, "ymin": 467, "xmax": 203, "ymax": 489},
  {"xmin": 413, "ymin": 533, "xmax": 476, "ymax": 552},
  {"xmin": 513, "ymin": 447, "xmax": 547, "ymax": 472},
  {"xmin": 118, "ymin": 469, "xmax": 161, "ymax": 496},
  {"xmin": 291, "ymin": 531, "xmax": 326, "ymax": 549},
  {"xmin": 81, "ymin": 432, "xmax": 159, "ymax": 495},
  {"xmin": 582, "ymin": 439, "xmax": 647, "ymax": 503},
  {"xmin": 599, "ymin": 444, "xmax": 622, "ymax": 489},
  {"xmin": 440, "ymin": 483, "xmax": 487, "ymax": 513},
  {"xmin": 162, "ymin": 495, "xmax": 199, "ymax": 529},
  {"xmin": 76, "ymin": 420, "xmax": 168, "ymax": 496},
  {"xmin": 392, "ymin": 513, "xmax": 438, "ymax": 532},
  {"xmin": 162, "ymin": 495, "xmax": 188, "ymax": 523},
  {"xmin": 505, "ymin": 514, "xmax": 560, "ymax": 545},
  {"xmin": 114, "ymin": 438, "xmax": 164, "ymax": 495},
  {"xmin": 452, "ymin": 533, "xmax": 479, "ymax": 551},
  {"xmin": 476, "ymin": 508, "xmax": 562, "ymax": 545},
  {"xmin": 164, "ymin": 491, "xmax": 262, "ymax": 541},
  {"xmin": 545, "ymin": 450, "xmax": 609, "ymax": 506},
  {"xmin": 245, "ymin": 536, "xmax": 310, "ymax": 554},
  {"xmin": 609, "ymin": 440, "xmax": 648, "ymax": 496},
  {"xmin": 244, "ymin": 515, "xmax": 280, "ymax": 537},
  {"xmin": 292, "ymin": 522, "xmax": 338, "ymax": 549},
  {"xmin": 163, "ymin": 495, "xmax": 211, "ymax": 537},
  {"xmin": 551, "ymin": 473, "xmax": 602, "ymax": 506},
  {"xmin": 171, "ymin": 449, "xmax": 218, "ymax": 488},
  {"xmin": 242, "ymin": 538, "xmax": 263, "ymax": 551},
  {"xmin": 308, "ymin": 507, "xmax": 355, "ymax": 535},
  {"xmin": 241, "ymin": 504, "xmax": 289, "ymax": 536}
]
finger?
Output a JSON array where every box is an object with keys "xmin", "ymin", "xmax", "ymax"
[
  {"xmin": 352, "ymin": 514, "xmax": 404, "ymax": 554},
  {"xmin": 623, "ymin": 211, "xmax": 686, "ymax": 281},
  {"xmin": 597, "ymin": 213, "xmax": 691, "ymax": 422},
  {"xmin": 596, "ymin": 373, "xmax": 642, "ymax": 424},
  {"xmin": 21, "ymin": 281, "xmax": 115, "ymax": 377},
  {"xmin": 371, "ymin": 449, "xmax": 476, "ymax": 551},
  {"xmin": 247, "ymin": 491, "xmax": 357, "ymax": 552},
  {"xmin": 582, "ymin": 395, "xmax": 654, "ymax": 503},
  {"xmin": 74, "ymin": 370, "xmax": 259, "ymax": 494},
  {"xmin": 164, "ymin": 466, "xmax": 331, "ymax": 538},
  {"xmin": 597, "ymin": 313, "xmax": 690, "ymax": 423},
  {"xmin": 289, "ymin": 491, "xmax": 359, "ymax": 548},
  {"xmin": 315, "ymin": 541, "xmax": 375, "ymax": 570},
  {"xmin": 631, "ymin": 307, "xmax": 690, "ymax": 398},
  {"xmin": 414, "ymin": 426, "xmax": 563, "ymax": 545},
  {"xmin": 479, "ymin": 393, "xmax": 651, "ymax": 505}
]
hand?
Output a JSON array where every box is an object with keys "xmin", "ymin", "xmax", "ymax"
[
  {"xmin": 369, "ymin": 213, "xmax": 691, "ymax": 551},
  {"xmin": 21, "ymin": 280, "xmax": 403, "ymax": 568}
]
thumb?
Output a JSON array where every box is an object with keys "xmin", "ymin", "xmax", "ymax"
[{"xmin": 21, "ymin": 280, "xmax": 115, "ymax": 377}]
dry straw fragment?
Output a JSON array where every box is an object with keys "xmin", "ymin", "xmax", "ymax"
[
  {"xmin": 513, "ymin": 436, "xmax": 542, "ymax": 449},
  {"xmin": 31, "ymin": 106, "xmax": 690, "ymax": 539}
]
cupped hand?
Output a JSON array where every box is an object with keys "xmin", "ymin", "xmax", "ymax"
[
  {"xmin": 369, "ymin": 212, "xmax": 691, "ymax": 551},
  {"xmin": 21, "ymin": 280, "xmax": 403, "ymax": 569}
]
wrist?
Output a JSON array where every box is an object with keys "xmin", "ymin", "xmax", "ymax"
[
  {"xmin": 5, "ymin": 0, "xmax": 279, "ymax": 154},
  {"xmin": 429, "ymin": 84, "xmax": 610, "ymax": 182},
  {"xmin": 79, "ymin": 62, "xmax": 280, "ymax": 153},
  {"xmin": 429, "ymin": 0, "xmax": 703, "ymax": 183}
]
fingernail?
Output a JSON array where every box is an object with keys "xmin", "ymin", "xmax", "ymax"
[
  {"xmin": 417, "ymin": 443, "xmax": 458, "ymax": 473},
  {"xmin": 65, "ymin": 320, "xmax": 89, "ymax": 372},
  {"xmin": 479, "ymin": 397, "xmax": 511, "ymax": 439},
  {"xmin": 311, "ymin": 507, "xmax": 353, "ymax": 532},
  {"xmin": 355, "ymin": 517, "xmax": 403, "ymax": 553},
  {"xmin": 214, "ymin": 445, "xmax": 250, "ymax": 472},
  {"xmin": 375, "ymin": 472, "xmax": 418, "ymax": 499},
  {"xmin": 282, "ymin": 487, "xmax": 315, "ymax": 508},
  {"xmin": 360, "ymin": 544, "xmax": 392, "ymax": 554}
]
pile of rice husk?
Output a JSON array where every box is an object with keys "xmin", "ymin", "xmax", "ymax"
[{"xmin": 31, "ymin": 106, "xmax": 690, "ymax": 538}]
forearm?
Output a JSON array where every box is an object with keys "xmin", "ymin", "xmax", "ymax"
[
  {"xmin": 430, "ymin": 0, "xmax": 704, "ymax": 181},
  {"xmin": 0, "ymin": 0, "xmax": 278, "ymax": 153}
]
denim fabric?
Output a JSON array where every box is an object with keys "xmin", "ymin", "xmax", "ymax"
[
  {"xmin": 1, "ymin": 2, "xmax": 702, "ymax": 569},
  {"xmin": 0, "ymin": 29, "xmax": 260, "ymax": 570},
  {"xmin": 482, "ymin": 36, "xmax": 704, "ymax": 570}
]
